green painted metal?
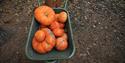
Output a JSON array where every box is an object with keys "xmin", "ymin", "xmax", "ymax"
[{"xmin": 25, "ymin": 8, "xmax": 75, "ymax": 60}]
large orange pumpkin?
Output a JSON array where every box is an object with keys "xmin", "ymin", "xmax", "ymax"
[
  {"xmin": 34, "ymin": 6, "xmax": 55, "ymax": 25},
  {"xmin": 32, "ymin": 28, "xmax": 56, "ymax": 54}
]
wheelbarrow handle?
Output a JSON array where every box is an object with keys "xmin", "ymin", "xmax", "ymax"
[
  {"xmin": 64, "ymin": 0, "xmax": 68, "ymax": 9},
  {"xmin": 38, "ymin": 0, "xmax": 45, "ymax": 6},
  {"xmin": 37, "ymin": 0, "xmax": 68, "ymax": 9}
]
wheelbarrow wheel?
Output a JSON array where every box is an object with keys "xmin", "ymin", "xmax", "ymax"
[{"xmin": 45, "ymin": 60, "xmax": 60, "ymax": 63}]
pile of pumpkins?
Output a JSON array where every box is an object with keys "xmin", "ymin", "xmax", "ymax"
[{"xmin": 32, "ymin": 5, "xmax": 68, "ymax": 54}]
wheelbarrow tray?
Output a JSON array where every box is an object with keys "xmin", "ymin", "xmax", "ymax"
[{"xmin": 25, "ymin": 8, "xmax": 75, "ymax": 60}]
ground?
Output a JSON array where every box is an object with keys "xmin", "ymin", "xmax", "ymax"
[{"xmin": 0, "ymin": 0, "xmax": 125, "ymax": 63}]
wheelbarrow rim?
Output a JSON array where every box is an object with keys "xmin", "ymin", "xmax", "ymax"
[{"xmin": 25, "ymin": 8, "xmax": 75, "ymax": 61}]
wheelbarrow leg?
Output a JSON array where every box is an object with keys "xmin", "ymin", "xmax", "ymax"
[{"xmin": 45, "ymin": 60, "xmax": 60, "ymax": 63}]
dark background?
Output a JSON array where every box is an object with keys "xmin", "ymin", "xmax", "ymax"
[{"xmin": 0, "ymin": 0, "xmax": 125, "ymax": 63}]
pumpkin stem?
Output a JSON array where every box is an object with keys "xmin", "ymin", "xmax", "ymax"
[{"xmin": 45, "ymin": 12, "xmax": 49, "ymax": 17}]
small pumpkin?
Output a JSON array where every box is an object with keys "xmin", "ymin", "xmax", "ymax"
[
  {"xmin": 50, "ymin": 21, "xmax": 60, "ymax": 30},
  {"xmin": 62, "ymin": 33, "xmax": 68, "ymax": 40},
  {"xmin": 58, "ymin": 11, "xmax": 67, "ymax": 23},
  {"xmin": 55, "ymin": 14, "xmax": 59, "ymax": 21},
  {"xmin": 41, "ymin": 41, "xmax": 53, "ymax": 52},
  {"xmin": 53, "ymin": 28, "xmax": 64, "ymax": 37},
  {"xmin": 59, "ymin": 23, "xmax": 65, "ymax": 28},
  {"xmin": 42, "ymin": 28, "xmax": 56, "ymax": 47},
  {"xmin": 46, "ymin": 35, "xmax": 56, "ymax": 47},
  {"xmin": 34, "ymin": 6, "xmax": 55, "ymax": 25},
  {"xmin": 56, "ymin": 37, "xmax": 68, "ymax": 51},
  {"xmin": 34, "ymin": 30, "xmax": 45, "ymax": 42}
]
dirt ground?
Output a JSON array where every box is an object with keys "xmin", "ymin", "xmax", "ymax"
[{"xmin": 0, "ymin": 0, "xmax": 125, "ymax": 63}]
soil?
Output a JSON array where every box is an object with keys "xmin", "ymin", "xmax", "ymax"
[{"xmin": 0, "ymin": 0, "xmax": 125, "ymax": 63}]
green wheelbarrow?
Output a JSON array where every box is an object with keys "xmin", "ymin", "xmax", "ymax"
[{"xmin": 25, "ymin": 0, "xmax": 75, "ymax": 63}]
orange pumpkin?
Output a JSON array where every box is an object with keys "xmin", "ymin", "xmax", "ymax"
[
  {"xmin": 42, "ymin": 28, "xmax": 56, "ymax": 47},
  {"xmin": 53, "ymin": 28, "xmax": 64, "ymax": 37},
  {"xmin": 56, "ymin": 37, "xmax": 68, "ymax": 51},
  {"xmin": 34, "ymin": 30, "xmax": 45, "ymax": 42},
  {"xmin": 41, "ymin": 41, "xmax": 53, "ymax": 52},
  {"xmin": 58, "ymin": 12, "xmax": 67, "ymax": 23},
  {"xmin": 55, "ymin": 14, "xmax": 59, "ymax": 21},
  {"xmin": 32, "ymin": 38, "xmax": 46, "ymax": 53},
  {"xmin": 32, "ymin": 37, "xmax": 53, "ymax": 53},
  {"xmin": 62, "ymin": 33, "xmax": 68, "ymax": 40},
  {"xmin": 34, "ymin": 6, "xmax": 55, "ymax": 25},
  {"xmin": 59, "ymin": 23, "xmax": 65, "ymax": 28},
  {"xmin": 46, "ymin": 35, "xmax": 56, "ymax": 47},
  {"xmin": 32, "ymin": 28, "xmax": 56, "ymax": 54},
  {"xmin": 50, "ymin": 21, "xmax": 60, "ymax": 30}
]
